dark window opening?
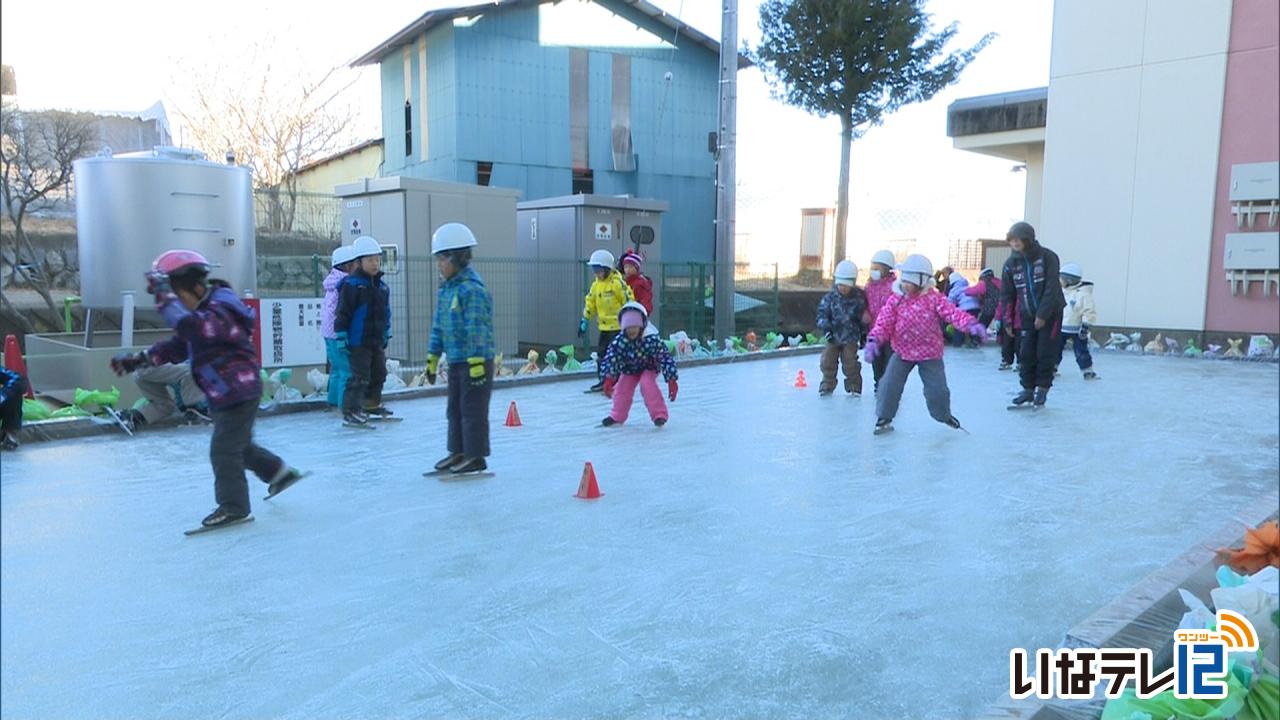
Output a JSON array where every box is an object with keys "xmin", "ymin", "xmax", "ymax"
[
  {"xmin": 476, "ymin": 161, "xmax": 493, "ymax": 186},
  {"xmin": 572, "ymin": 168, "xmax": 594, "ymax": 195},
  {"xmin": 404, "ymin": 101, "xmax": 413, "ymax": 156}
]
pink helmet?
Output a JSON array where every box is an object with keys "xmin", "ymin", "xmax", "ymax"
[{"xmin": 151, "ymin": 249, "xmax": 212, "ymax": 276}]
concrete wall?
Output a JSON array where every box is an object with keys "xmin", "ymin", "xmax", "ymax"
[
  {"xmin": 1039, "ymin": 0, "xmax": 1232, "ymax": 330},
  {"xmin": 1204, "ymin": 0, "xmax": 1280, "ymax": 334}
]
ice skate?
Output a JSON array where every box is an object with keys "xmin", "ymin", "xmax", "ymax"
[
  {"xmin": 0, "ymin": 431, "xmax": 18, "ymax": 451},
  {"xmin": 874, "ymin": 418, "xmax": 893, "ymax": 435},
  {"xmin": 1083, "ymin": 369, "xmax": 1099, "ymax": 380},
  {"xmin": 601, "ymin": 416, "xmax": 617, "ymax": 427},
  {"xmin": 998, "ymin": 362, "xmax": 1013, "ymax": 371},
  {"xmin": 1007, "ymin": 389, "xmax": 1035, "ymax": 410},
  {"xmin": 653, "ymin": 417, "xmax": 666, "ymax": 427},
  {"xmin": 944, "ymin": 416, "xmax": 969, "ymax": 434},
  {"xmin": 342, "ymin": 410, "xmax": 373, "ymax": 429},
  {"xmin": 185, "ymin": 508, "xmax": 253, "ymax": 536},
  {"xmin": 1033, "ymin": 387, "xmax": 1049, "ymax": 410},
  {"xmin": 264, "ymin": 467, "xmax": 309, "ymax": 500}
]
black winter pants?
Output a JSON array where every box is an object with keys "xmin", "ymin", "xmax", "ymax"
[
  {"xmin": 344, "ymin": 345, "xmax": 387, "ymax": 413},
  {"xmin": 1018, "ymin": 316, "xmax": 1062, "ymax": 390},
  {"xmin": 1, "ymin": 375, "xmax": 27, "ymax": 433},
  {"xmin": 447, "ymin": 361, "xmax": 493, "ymax": 458},
  {"xmin": 210, "ymin": 399, "xmax": 284, "ymax": 516},
  {"xmin": 596, "ymin": 331, "xmax": 618, "ymax": 379}
]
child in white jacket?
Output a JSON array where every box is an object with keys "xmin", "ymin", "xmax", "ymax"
[{"xmin": 1057, "ymin": 263, "xmax": 1099, "ymax": 380}]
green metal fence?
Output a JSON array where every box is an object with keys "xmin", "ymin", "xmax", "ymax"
[{"xmin": 255, "ymin": 256, "xmax": 781, "ymax": 362}]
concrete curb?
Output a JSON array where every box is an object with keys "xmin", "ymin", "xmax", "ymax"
[
  {"xmin": 15, "ymin": 346, "xmax": 824, "ymax": 446},
  {"xmin": 978, "ymin": 488, "xmax": 1280, "ymax": 720}
]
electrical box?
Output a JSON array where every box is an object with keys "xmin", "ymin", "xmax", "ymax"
[
  {"xmin": 1230, "ymin": 162, "xmax": 1280, "ymax": 202},
  {"xmin": 334, "ymin": 176, "xmax": 520, "ymax": 363},
  {"xmin": 1224, "ymin": 232, "xmax": 1279, "ymax": 270}
]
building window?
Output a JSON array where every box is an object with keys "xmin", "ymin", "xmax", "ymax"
[
  {"xmin": 404, "ymin": 101, "xmax": 413, "ymax": 156},
  {"xmin": 572, "ymin": 168, "xmax": 594, "ymax": 195},
  {"xmin": 476, "ymin": 161, "xmax": 493, "ymax": 186}
]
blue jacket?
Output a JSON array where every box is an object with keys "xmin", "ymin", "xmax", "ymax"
[
  {"xmin": 429, "ymin": 266, "xmax": 495, "ymax": 362},
  {"xmin": 816, "ymin": 285, "xmax": 869, "ymax": 345},
  {"xmin": 334, "ymin": 269, "xmax": 391, "ymax": 347}
]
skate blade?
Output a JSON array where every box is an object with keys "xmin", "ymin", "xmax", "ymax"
[
  {"xmin": 436, "ymin": 471, "xmax": 495, "ymax": 482},
  {"xmin": 343, "ymin": 422, "xmax": 376, "ymax": 430},
  {"xmin": 184, "ymin": 516, "xmax": 254, "ymax": 536},
  {"xmin": 873, "ymin": 426, "xmax": 894, "ymax": 435},
  {"xmin": 368, "ymin": 416, "xmax": 404, "ymax": 422},
  {"xmin": 104, "ymin": 407, "xmax": 134, "ymax": 437},
  {"xmin": 263, "ymin": 471, "xmax": 312, "ymax": 501}
]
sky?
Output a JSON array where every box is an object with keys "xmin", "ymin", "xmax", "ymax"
[{"xmin": 0, "ymin": 0, "xmax": 1054, "ymax": 270}]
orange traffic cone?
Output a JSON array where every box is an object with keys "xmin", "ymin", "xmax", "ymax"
[
  {"xmin": 574, "ymin": 462, "xmax": 604, "ymax": 499},
  {"xmin": 3, "ymin": 335, "xmax": 33, "ymax": 398},
  {"xmin": 504, "ymin": 401, "xmax": 522, "ymax": 427},
  {"xmin": 794, "ymin": 370, "xmax": 808, "ymax": 388}
]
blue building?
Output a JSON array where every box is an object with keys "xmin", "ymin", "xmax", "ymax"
[{"xmin": 353, "ymin": 0, "xmax": 741, "ymax": 262}]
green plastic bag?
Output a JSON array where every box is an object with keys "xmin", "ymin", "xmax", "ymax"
[
  {"xmin": 73, "ymin": 386, "xmax": 120, "ymax": 412},
  {"xmin": 1241, "ymin": 671, "xmax": 1279, "ymax": 720},
  {"xmin": 259, "ymin": 370, "xmax": 273, "ymax": 405},
  {"xmin": 22, "ymin": 397, "xmax": 51, "ymax": 421},
  {"xmin": 559, "ymin": 345, "xmax": 582, "ymax": 372},
  {"xmin": 1101, "ymin": 665, "xmax": 1248, "ymax": 719},
  {"xmin": 49, "ymin": 405, "xmax": 92, "ymax": 419}
]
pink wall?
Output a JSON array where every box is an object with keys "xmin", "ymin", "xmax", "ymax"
[{"xmin": 1204, "ymin": 0, "xmax": 1280, "ymax": 334}]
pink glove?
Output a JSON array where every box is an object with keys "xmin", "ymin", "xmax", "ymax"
[
  {"xmin": 968, "ymin": 323, "xmax": 988, "ymax": 344},
  {"xmin": 863, "ymin": 338, "xmax": 880, "ymax": 363}
]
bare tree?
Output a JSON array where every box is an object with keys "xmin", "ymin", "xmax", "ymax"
[
  {"xmin": 0, "ymin": 101, "xmax": 98, "ymax": 332},
  {"xmin": 172, "ymin": 48, "xmax": 358, "ymax": 233}
]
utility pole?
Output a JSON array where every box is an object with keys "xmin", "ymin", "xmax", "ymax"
[{"xmin": 713, "ymin": 0, "xmax": 738, "ymax": 343}]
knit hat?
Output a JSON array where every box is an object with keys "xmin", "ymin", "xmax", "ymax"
[
  {"xmin": 621, "ymin": 250, "xmax": 643, "ymax": 270},
  {"xmin": 620, "ymin": 308, "xmax": 645, "ymax": 330}
]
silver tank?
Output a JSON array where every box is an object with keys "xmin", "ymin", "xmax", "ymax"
[{"xmin": 74, "ymin": 147, "xmax": 255, "ymax": 307}]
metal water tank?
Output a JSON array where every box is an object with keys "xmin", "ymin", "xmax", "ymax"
[{"xmin": 73, "ymin": 146, "xmax": 255, "ymax": 307}]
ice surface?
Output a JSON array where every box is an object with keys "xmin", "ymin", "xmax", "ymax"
[{"xmin": 2, "ymin": 349, "xmax": 1278, "ymax": 719}]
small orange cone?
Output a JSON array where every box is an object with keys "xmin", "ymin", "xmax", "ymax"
[
  {"xmin": 3, "ymin": 335, "xmax": 33, "ymax": 398},
  {"xmin": 794, "ymin": 370, "xmax": 808, "ymax": 388},
  {"xmin": 504, "ymin": 401, "xmax": 522, "ymax": 427},
  {"xmin": 574, "ymin": 462, "xmax": 604, "ymax": 499}
]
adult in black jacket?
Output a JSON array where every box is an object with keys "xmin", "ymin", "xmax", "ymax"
[{"xmin": 1000, "ymin": 222, "xmax": 1065, "ymax": 408}]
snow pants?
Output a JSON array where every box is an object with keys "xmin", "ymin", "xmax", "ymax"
[
  {"xmin": 209, "ymin": 398, "xmax": 285, "ymax": 516},
  {"xmin": 344, "ymin": 344, "xmax": 387, "ymax": 413},
  {"xmin": 133, "ymin": 363, "xmax": 206, "ymax": 423},
  {"xmin": 447, "ymin": 361, "xmax": 493, "ymax": 458},
  {"xmin": 595, "ymin": 330, "xmax": 618, "ymax": 379},
  {"xmin": 608, "ymin": 370, "xmax": 668, "ymax": 424},
  {"xmin": 1, "ymin": 374, "xmax": 27, "ymax": 434},
  {"xmin": 875, "ymin": 355, "xmax": 952, "ymax": 424},
  {"xmin": 1056, "ymin": 333, "xmax": 1094, "ymax": 371},
  {"xmin": 324, "ymin": 338, "xmax": 351, "ymax": 408},
  {"xmin": 819, "ymin": 342, "xmax": 862, "ymax": 394},
  {"xmin": 1018, "ymin": 315, "xmax": 1061, "ymax": 390}
]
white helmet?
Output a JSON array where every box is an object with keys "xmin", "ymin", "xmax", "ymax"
[
  {"xmin": 432, "ymin": 222, "xmax": 478, "ymax": 254},
  {"xmin": 617, "ymin": 300, "xmax": 649, "ymax": 324},
  {"xmin": 351, "ymin": 235, "xmax": 383, "ymax": 259},
  {"xmin": 834, "ymin": 260, "xmax": 858, "ymax": 286},
  {"xmin": 1060, "ymin": 262, "xmax": 1083, "ymax": 279},
  {"xmin": 588, "ymin": 249, "xmax": 615, "ymax": 269},
  {"xmin": 897, "ymin": 254, "xmax": 934, "ymax": 287},
  {"xmin": 331, "ymin": 245, "xmax": 357, "ymax": 268},
  {"xmin": 871, "ymin": 250, "xmax": 896, "ymax": 268}
]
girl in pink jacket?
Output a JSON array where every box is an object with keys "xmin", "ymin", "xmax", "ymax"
[{"xmin": 863, "ymin": 255, "xmax": 987, "ymax": 435}]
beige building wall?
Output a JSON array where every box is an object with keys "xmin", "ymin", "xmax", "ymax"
[{"xmin": 294, "ymin": 142, "xmax": 385, "ymax": 195}]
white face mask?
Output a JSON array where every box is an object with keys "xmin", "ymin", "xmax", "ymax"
[{"xmin": 870, "ymin": 270, "xmax": 883, "ymax": 282}]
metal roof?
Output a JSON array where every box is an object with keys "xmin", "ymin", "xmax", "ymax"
[{"xmin": 351, "ymin": 0, "xmax": 750, "ymax": 69}]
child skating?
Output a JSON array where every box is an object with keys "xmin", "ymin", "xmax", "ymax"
[
  {"xmin": 864, "ymin": 249, "xmax": 898, "ymax": 393},
  {"xmin": 619, "ymin": 250, "xmax": 653, "ymax": 313},
  {"xmin": 600, "ymin": 302, "xmax": 678, "ymax": 427},
  {"xmin": 322, "ymin": 245, "xmax": 358, "ymax": 410},
  {"xmin": 425, "ymin": 223, "xmax": 495, "ymax": 476},
  {"xmin": 578, "ymin": 249, "xmax": 634, "ymax": 392},
  {"xmin": 334, "ymin": 236, "xmax": 393, "ymax": 426},
  {"xmin": 1056, "ymin": 263, "xmax": 1099, "ymax": 380},
  {"xmin": 816, "ymin": 260, "xmax": 871, "ymax": 396},
  {"xmin": 863, "ymin": 254, "xmax": 988, "ymax": 435},
  {"xmin": 109, "ymin": 250, "xmax": 305, "ymax": 532}
]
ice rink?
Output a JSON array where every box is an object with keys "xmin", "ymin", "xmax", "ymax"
[{"xmin": 3, "ymin": 349, "xmax": 1278, "ymax": 719}]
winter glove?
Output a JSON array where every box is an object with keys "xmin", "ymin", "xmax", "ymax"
[
  {"xmin": 823, "ymin": 331, "xmax": 834, "ymax": 343},
  {"xmin": 667, "ymin": 379, "xmax": 678, "ymax": 402},
  {"xmin": 967, "ymin": 323, "xmax": 988, "ymax": 344},
  {"xmin": 578, "ymin": 318, "xmax": 589, "ymax": 337},
  {"xmin": 467, "ymin": 357, "xmax": 487, "ymax": 387},
  {"xmin": 335, "ymin": 331, "xmax": 350, "ymax": 353},
  {"xmin": 863, "ymin": 338, "xmax": 880, "ymax": 364},
  {"xmin": 603, "ymin": 376, "xmax": 615, "ymax": 398},
  {"xmin": 382, "ymin": 329, "xmax": 391, "ymax": 350},
  {"xmin": 110, "ymin": 351, "xmax": 149, "ymax": 376},
  {"xmin": 1078, "ymin": 324, "xmax": 1090, "ymax": 341},
  {"xmin": 425, "ymin": 354, "xmax": 439, "ymax": 385}
]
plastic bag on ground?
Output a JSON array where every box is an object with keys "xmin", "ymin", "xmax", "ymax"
[
  {"xmin": 383, "ymin": 359, "xmax": 406, "ymax": 391},
  {"xmin": 73, "ymin": 386, "xmax": 120, "ymax": 412},
  {"xmin": 22, "ymin": 397, "xmax": 51, "ymax": 421},
  {"xmin": 306, "ymin": 368, "xmax": 328, "ymax": 394}
]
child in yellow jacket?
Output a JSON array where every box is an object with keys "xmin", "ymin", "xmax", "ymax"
[{"xmin": 578, "ymin": 249, "xmax": 634, "ymax": 392}]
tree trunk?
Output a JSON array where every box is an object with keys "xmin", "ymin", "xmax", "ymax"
[{"xmin": 833, "ymin": 113, "xmax": 853, "ymax": 269}]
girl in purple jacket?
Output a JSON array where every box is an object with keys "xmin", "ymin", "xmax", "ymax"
[{"xmin": 111, "ymin": 250, "xmax": 306, "ymax": 532}]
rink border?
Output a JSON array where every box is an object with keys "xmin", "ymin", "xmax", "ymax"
[
  {"xmin": 13, "ymin": 346, "xmax": 825, "ymax": 446},
  {"xmin": 977, "ymin": 489, "xmax": 1280, "ymax": 720}
]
